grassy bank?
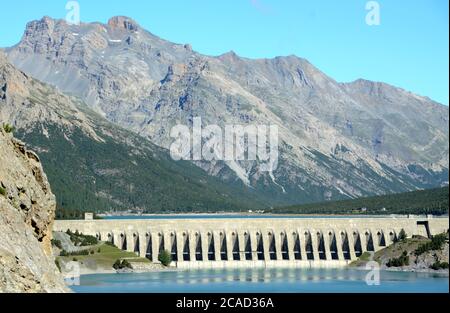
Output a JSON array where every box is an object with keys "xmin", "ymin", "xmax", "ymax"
[{"xmin": 56, "ymin": 243, "xmax": 150, "ymax": 270}]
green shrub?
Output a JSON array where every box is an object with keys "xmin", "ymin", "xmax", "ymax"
[
  {"xmin": 65, "ymin": 229, "xmax": 98, "ymax": 246},
  {"xmin": 397, "ymin": 229, "xmax": 407, "ymax": 242},
  {"xmin": 0, "ymin": 186, "xmax": 6, "ymax": 197},
  {"xmin": 113, "ymin": 259, "xmax": 122, "ymax": 270},
  {"xmin": 112, "ymin": 259, "xmax": 133, "ymax": 270},
  {"xmin": 72, "ymin": 257, "xmax": 78, "ymax": 262},
  {"xmin": 439, "ymin": 262, "xmax": 448, "ymax": 269},
  {"xmin": 121, "ymin": 259, "xmax": 132, "ymax": 269},
  {"xmin": 386, "ymin": 250, "xmax": 409, "ymax": 267},
  {"xmin": 415, "ymin": 233, "xmax": 448, "ymax": 256},
  {"xmin": 51, "ymin": 239, "xmax": 62, "ymax": 249},
  {"xmin": 431, "ymin": 261, "xmax": 449, "ymax": 270},
  {"xmin": 59, "ymin": 249, "xmax": 89, "ymax": 256},
  {"xmin": 80, "ymin": 235, "xmax": 98, "ymax": 246},
  {"xmin": 2, "ymin": 123, "xmax": 14, "ymax": 133},
  {"xmin": 431, "ymin": 233, "xmax": 447, "ymax": 247},
  {"xmin": 158, "ymin": 250, "xmax": 172, "ymax": 266},
  {"xmin": 55, "ymin": 259, "xmax": 61, "ymax": 272}
]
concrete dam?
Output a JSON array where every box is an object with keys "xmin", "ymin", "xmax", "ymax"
[{"xmin": 54, "ymin": 217, "xmax": 449, "ymax": 269}]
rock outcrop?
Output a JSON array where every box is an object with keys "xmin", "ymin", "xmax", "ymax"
[{"xmin": 0, "ymin": 127, "xmax": 67, "ymax": 292}]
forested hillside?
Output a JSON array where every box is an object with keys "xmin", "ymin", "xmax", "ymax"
[{"xmin": 269, "ymin": 187, "xmax": 449, "ymax": 215}]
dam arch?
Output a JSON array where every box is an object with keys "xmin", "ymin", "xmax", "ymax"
[
  {"xmin": 219, "ymin": 231, "xmax": 228, "ymax": 260},
  {"xmin": 365, "ymin": 230, "xmax": 375, "ymax": 252},
  {"xmin": 194, "ymin": 232, "xmax": 203, "ymax": 261},
  {"xmin": 353, "ymin": 231, "xmax": 363, "ymax": 257},
  {"xmin": 292, "ymin": 231, "xmax": 302, "ymax": 260},
  {"xmin": 243, "ymin": 232, "xmax": 252, "ymax": 261},
  {"xmin": 280, "ymin": 231, "xmax": 289, "ymax": 260},
  {"xmin": 255, "ymin": 231, "xmax": 265, "ymax": 260},
  {"xmin": 304, "ymin": 231, "xmax": 314, "ymax": 260},
  {"xmin": 340, "ymin": 231, "xmax": 351, "ymax": 260},
  {"xmin": 207, "ymin": 232, "xmax": 215, "ymax": 261},
  {"xmin": 181, "ymin": 232, "xmax": 190, "ymax": 261},
  {"xmin": 119, "ymin": 233, "xmax": 126, "ymax": 250},
  {"xmin": 230, "ymin": 231, "xmax": 240, "ymax": 261},
  {"xmin": 388, "ymin": 230, "xmax": 397, "ymax": 243},
  {"xmin": 158, "ymin": 232, "xmax": 165, "ymax": 254},
  {"xmin": 106, "ymin": 232, "xmax": 113, "ymax": 244},
  {"xmin": 267, "ymin": 231, "xmax": 277, "ymax": 260},
  {"xmin": 317, "ymin": 231, "xmax": 326, "ymax": 260},
  {"xmin": 145, "ymin": 233, "xmax": 152, "ymax": 259},
  {"xmin": 170, "ymin": 232, "xmax": 178, "ymax": 262},
  {"xmin": 328, "ymin": 231, "xmax": 339, "ymax": 260},
  {"xmin": 376, "ymin": 230, "xmax": 386, "ymax": 247}
]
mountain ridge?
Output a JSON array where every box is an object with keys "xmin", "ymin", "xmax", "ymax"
[
  {"xmin": 3, "ymin": 16, "xmax": 448, "ymax": 206},
  {"xmin": 0, "ymin": 51, "xmax": 271, "ymax": 212}
]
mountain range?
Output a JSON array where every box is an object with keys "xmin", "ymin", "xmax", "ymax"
[
  {"xmin": 1, "ymin": 16, "xmax": 448, "ymax": 212},
  {"xmin": 0, "ymin": 51, "xmax": 264, "ymax": 212}
]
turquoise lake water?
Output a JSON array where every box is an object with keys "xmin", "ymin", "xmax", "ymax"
[
  {"xmin": 70, "ymin": 268, "xmax": 448, "ymax": 293},
  {"xmin": 102, "ymin": 214, "xmax": 389, "ymax": 220}
]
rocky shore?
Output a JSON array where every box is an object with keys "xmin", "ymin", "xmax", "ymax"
[{"xmin": 350, "ymin": 234, "xmax": 449, "ymax": 274}]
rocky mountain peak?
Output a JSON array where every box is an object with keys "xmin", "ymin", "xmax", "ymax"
[
  {"xmin": 218, "ymin": 50, "xmax": 241, "ymax": 61},
  {"xmin": 107, "ymin": 16, "xmax": 140, "ymax": 32},
  {"xmin": 24, "ymin": 16, "xmax": 59, "ymax": 36}
]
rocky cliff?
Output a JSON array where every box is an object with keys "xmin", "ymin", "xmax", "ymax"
[{"xmin": 0, "ymin": 126, "xmax": 67, "ymax": 292}]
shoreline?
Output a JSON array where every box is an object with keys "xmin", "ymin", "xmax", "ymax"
[
  {"xmin": 383, "ymin": 267, "xmax": 449, "ymax": 275},
  {"xmin": 77, "ymin": 267, "xmax": 181, "ymax": 276},
  {"xmin": 351, "ymin": 264, "xmax": 449, "ymax": 275},
  {"xmin": 75, "ymin": 263, "xmax": 449, "ymax": 277},
  {"xmin": 76, "ymin": 265, "xmax": 181, "ymax": 276}
]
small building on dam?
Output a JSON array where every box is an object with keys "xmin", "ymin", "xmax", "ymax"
[{"xmin": 54, "ymin": 216, "xmax": 449, "ymax": 269}]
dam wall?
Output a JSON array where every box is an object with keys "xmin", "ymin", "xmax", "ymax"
[{"xmin": 54, "ymin": 217, "xmax": 449, "ymax": 269}]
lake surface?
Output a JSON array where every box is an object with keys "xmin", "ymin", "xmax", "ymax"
[
  {"xmin": 70, "ymin": 268, "xmax": 448, "ymax": 293},
  {"xmin": 101, "ymin": 214, "xmax": 391, "ymax": 220}
]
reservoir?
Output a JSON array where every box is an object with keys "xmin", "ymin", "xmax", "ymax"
[
  {"xmin": 70, "ymin": 268, "xmax": 449, "ymax": 293},
  {"xmin": 101, "ymin": 214, "xmax": 394, "ymax": 220}
]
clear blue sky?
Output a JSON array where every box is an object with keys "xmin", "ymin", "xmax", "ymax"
[{"xmin": 0, "ymin": 0, "xmax": 448, "ymax": 105}]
